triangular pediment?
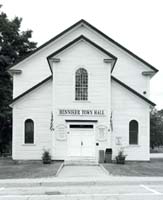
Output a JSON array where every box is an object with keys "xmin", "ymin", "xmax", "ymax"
[
  {"xmin": 8, "ymin": 19, "xmax": 157, "ymax": 107},
  {"xmin": 8, "ymin": 19, "xmax": 158, "ymax": 73},
  {"xmin": 47, "ymin": 35, "xmax": 117, "ymax": 73}
]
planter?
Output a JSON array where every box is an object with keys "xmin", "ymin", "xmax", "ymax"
[
  {"xmin": 42, "ymin": 149, "xmax": 52, "ymax": 164},
  {"xmin": 116, "ymin": 157, "xmax": 126, "ymax": 164},
  {"xmin": 42, "ymin": 159, "xmax": 51, "ymax": 164}
]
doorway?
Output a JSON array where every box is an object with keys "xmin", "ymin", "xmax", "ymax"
[{"xmin": 68, "ymin": 124, "xmax": 95, "ymax": 159}]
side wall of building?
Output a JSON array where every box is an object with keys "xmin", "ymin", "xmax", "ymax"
[
  {"xmin": 111, "ymin": 80, "xmax": 150, "ymax": 161},
  {"xmin": 12, "ymin": 81, "xmax": 52, "ymax": 160}
]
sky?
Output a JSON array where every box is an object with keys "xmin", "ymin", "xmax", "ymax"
[{"xmin": 1, "ymin": 0, "xmax": 163, "ymax": 109}]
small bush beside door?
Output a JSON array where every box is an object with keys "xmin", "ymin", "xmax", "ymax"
[{"xmin": 42, "ymin": 149, "xmax": 52, "ymax": 164}]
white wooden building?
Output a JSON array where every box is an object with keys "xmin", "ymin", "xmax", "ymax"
[{"xmin": 8, "ymin": 20, "xmax": 158, "ymax": 161}]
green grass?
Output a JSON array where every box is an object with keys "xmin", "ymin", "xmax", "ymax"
[
  {"xmin": 103, "ymin": 159, "xmax": 163, "ymax": 176},
  {"xmin": 0, "ymin": 158, "xmax": 63, "ymax": 179}
]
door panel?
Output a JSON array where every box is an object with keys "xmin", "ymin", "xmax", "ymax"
[
  {"xmin": 81, "ymin": 132, "xmax": 95, "ymax": 157},
  {"xmin": 68, "ymin": 131, "xmax": 81, "ymax": 156},
  {"xmin": 68, "ymin": 128, "xmax": 95, "ymax": 157}
]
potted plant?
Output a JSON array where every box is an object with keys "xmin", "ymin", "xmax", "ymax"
[
  {"xmin": 116, "ymin": 149, "xmax": 127, "ymax": 164},
  {"xmin": 42, "ymin": 149, "xmax": 52, "ymax": 164}
]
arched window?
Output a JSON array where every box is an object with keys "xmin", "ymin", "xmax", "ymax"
[
  {"xmin": 129, "ymin": 120, "xmax": 138, "ymax": 145},
  {"xmin": 75, "ymin": 68, "xmax": 88, "ymax": 100},
  {"xmin": 25, "ymin": 119, "xmax": 34, "ymax": 144}
]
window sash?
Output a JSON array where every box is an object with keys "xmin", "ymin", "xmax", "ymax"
[
  {"xmin": 25, "ymin": 120, "xmax": 34, "ymax": 144},
  {"xmin": 129, "ymin": 131, "xmax": 138, "ymax": 144},
  {"xmin": 129, "ymin": 120, "xmax": 138, "ymax": 145},
  {"xmin": 75, "ymin": 68, "xmax": 88, "ymax": 100}
]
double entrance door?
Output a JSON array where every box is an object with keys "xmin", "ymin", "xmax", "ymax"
[{"xmin": 68, "ymin": 125, "xmax": 95, "ymax": 158}]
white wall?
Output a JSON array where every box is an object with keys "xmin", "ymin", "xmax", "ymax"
[
  {"xmin": 52, "ymin": 40, "xmax": 112, "ymax": 159},
  {"xmin": 11, "ymin": 22, "xmax": 152, "ymax": 161},
  {"xmin": 12, "ymin": 80, "xmax": 52, "ymax": 160},
  {"xmin": 111, "ymin": 79, "xmax": 150, "ymax": 161},
  {"xmin": 11, "ymin": 23, "xmax": 152, "ymax": 99}
]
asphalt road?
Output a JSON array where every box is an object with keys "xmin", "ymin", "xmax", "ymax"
[{"xmin": 1, "ymin": 182, "xmax": 163, "ymax": 200}]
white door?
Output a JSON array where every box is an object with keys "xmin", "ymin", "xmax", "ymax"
[
  {"xmin": 68, "ymin": 127, "xmax": 95, "ymax": 158},
  {"xmin": 81, "ymin": 131, "xmax": 95, "ymax": 157},
  {"xmin": 68, "ymin": 131, "xmax": 81, "ymax": 156}
]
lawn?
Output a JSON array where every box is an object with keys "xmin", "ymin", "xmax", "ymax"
[
  {"xmin": 1, "ymin": 158, "xmax": 163, "ymax": 179},
  {"xmin": 103, "ymin": 159, "xmax": 163, "ymax": 176},
  {"xmin": 0, "ymin": 158, "xmax": 63, "ymax": 179}
]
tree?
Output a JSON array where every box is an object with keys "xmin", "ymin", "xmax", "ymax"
[
  {"xmin": 0, "ymin": 5, "xmax": 37, "ymax": 154},
  {"xmin": 150, "ymin": 109, "xmax": 163, "ymax": 149}
]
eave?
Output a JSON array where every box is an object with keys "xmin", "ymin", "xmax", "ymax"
[
  {"xmin": 111, "ymin": 76, "xmax": 156, "ymax": 107},
  {"xmin": 8, "ymin": 69, "xmax": 22, "ymax": 75},
  {"xmin": 142, "ymin": 71, "xmax": 156, "ymax": 77},
  {"xmin": 10, "ymin": 76, "xmax": 52, "ymax": 106}
]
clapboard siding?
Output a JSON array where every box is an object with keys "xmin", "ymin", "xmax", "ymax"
[
  {"xmin": 53, "ymin": 41, "xmax": 111, "ymax": 106},
  {"xmin": 11, "ymin": 22, "xmax": 153, "ymax": 161},
  {"xmin": 111, "ymin": 80, "xmax": 150, "ymax": 161},
  {"xmin": 52, "ymin": 40, "xmax": 111, "ymax": 159},
  {"xmin": 69, "ymin": 26, "xmax": 151, "ymax": 97},
  {"xmin": 12, "ymin": 80, "xmax": 52, "ymax": 160},
  {"xmin": 12, "ymin": 24, "xmax": 150, "ymax": 98}
]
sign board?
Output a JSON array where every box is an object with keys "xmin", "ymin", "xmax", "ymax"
[
  {"xmin": 56, "ymin": 125, "xmax": 67, "ymax": 141},
  {"xmin": 58, "ymin": 109, "xmax": 105, "ymax": 117}
]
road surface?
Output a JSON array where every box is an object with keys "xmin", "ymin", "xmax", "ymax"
[{"xmin": 0, "ymin": 180, "xmax": 163, "ymax": 199}]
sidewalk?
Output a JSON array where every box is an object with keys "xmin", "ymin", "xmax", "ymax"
[
  {"xmin": 1, "ymin": 176, "xmax": 163, "ymax": 188},
  {"xmin": 58, "ymin": 165, "xmax": 109, "ymax": 177}
]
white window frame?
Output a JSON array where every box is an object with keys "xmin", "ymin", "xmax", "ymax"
[{"xmin": 75, "ymin": 68, "xmax": 88, "ymax": 101}]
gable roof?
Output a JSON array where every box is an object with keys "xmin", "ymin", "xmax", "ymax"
[
  {"xmin": 8, "ymin": 19, "xmax": 158, "ymax": 73},
  {"xmin": 47, "ymin": 35, "xmax": 117, "ymax": 73},
  {"xmin": 11, "ymin": 75, "xmax": 52, "ymax": 105},
  {"xmin": 111, "ymin": 76, "xmax": 155, "ymax": 106}
]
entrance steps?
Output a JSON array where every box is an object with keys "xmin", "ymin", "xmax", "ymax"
[{"xmin": 64, "ymin": 157, "xmax": 98, "ymax": 166}]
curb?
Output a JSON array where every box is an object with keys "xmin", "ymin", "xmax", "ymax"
[
  {"xmin": 55, "ymin": 163, "xmax": 64, "ymax": 177},
  {"xmin": 99, "ymin": 164, "xmax": 111, "ymax": 176}
]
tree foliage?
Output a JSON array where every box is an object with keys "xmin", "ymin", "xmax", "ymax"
[
  {"xmin": 0, "ymin": 5, "xmax": 37, "ymax": 154},
  {"xmin": 150, "ymin": 109, "xmax": 163, "ymax": 149}
]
